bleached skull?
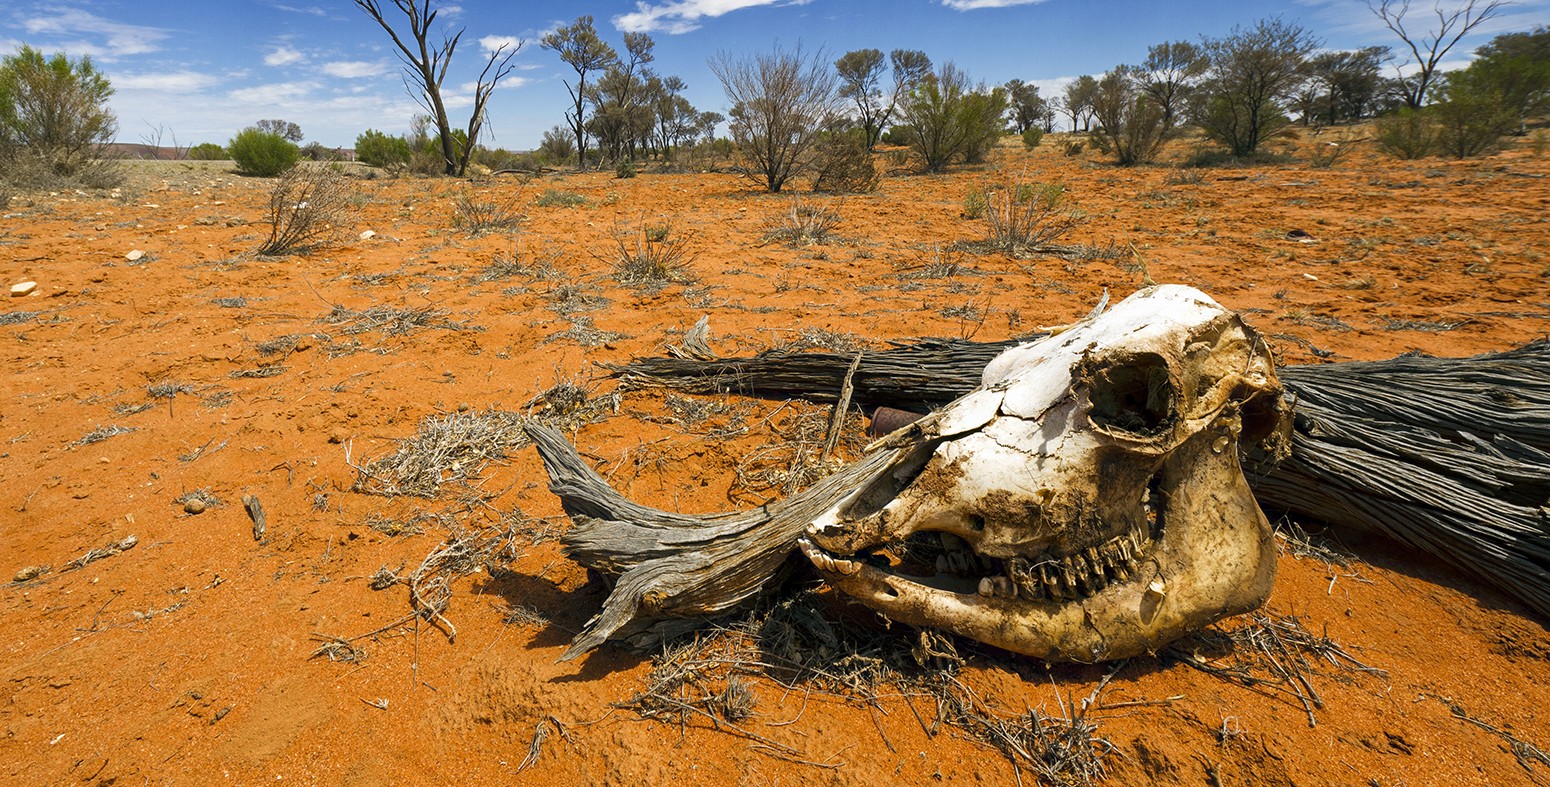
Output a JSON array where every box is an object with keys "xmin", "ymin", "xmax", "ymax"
[{"xmin": 800, "ymin": 285, "xmax": 1290, "ymax": 662}]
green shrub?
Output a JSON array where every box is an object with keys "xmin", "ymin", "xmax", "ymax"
[
  {"xmin": 228, "ymin": 128, "xmax": 299, "ymax": 176},
  {"xmin": 1021, "ymin": 128, "xmax": 1044, "ymax": 148},
  {"xmin": 354, "ymin": 129, "xmax": 410, "ymax": 168},
  {"xmin": 186, "ymin": 142, "xmax": 226, "ymax": 160},
  {"xmin": 1375, "ymin": 109, "xmax": 1435, "ymax": 160},
  {"xmin": 615, "ymin": 160, "xmax": 637, "ymax": 179},
  {"xmin": 535, "ymin": 188, "xmax": 587, "ymax": 207},
  {"xmin": 0, "ymin": 45, "xmax": 119, "ymax": 187},
  {"xmin": 961, "ymin": 187, "xmax": 987, "ymax": 219},
  {"xmin": 1432, "ymin": 77, "xmax": 1515, "ymax": 159}
]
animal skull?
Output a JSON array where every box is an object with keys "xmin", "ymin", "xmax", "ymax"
[{"xmin": 800, "ymin": 285, "xmax": 1290, "ymax": 662}]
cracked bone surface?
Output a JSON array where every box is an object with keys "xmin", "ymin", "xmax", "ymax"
[{"xmin": 802, "ymin": 285, "xmax": 1289, "ymax": 662}]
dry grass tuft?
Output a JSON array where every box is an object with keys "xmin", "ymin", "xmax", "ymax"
[
  {"xmin": 763, "ymin": 197, "xmax": 843, "ymax": 246},
  {"xmin": 322, "ymin": 304, "xmax": 477, "ymax": 337},
  {"xmin": 352, "ymin": 409, "xmax": 530, "ymax": 498},
  {"xmin": 72, "ymin": 424, "xmax": 136, "ymax": 447},
  {"xmin": 965, "ymin": 176, "xmax": 1086, "ymax": 258}
]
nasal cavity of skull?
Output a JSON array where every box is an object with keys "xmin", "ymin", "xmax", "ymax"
[{"xmin": 1087, "ymin": 353, "xmax": 1175, "ymax": 436}]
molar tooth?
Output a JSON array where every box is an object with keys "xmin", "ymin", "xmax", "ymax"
[
  {"xmin": 993, "ymin": 576, "xmax": 1014, "ymax": 598},
  {"xmin": 978, "ymin": 577, "xmax": 996, "ymax": 597},
  {"xmin": 831, "ymin": 557, "xmax": 862, "ymax": 575},
  {"xmin": 935, "ymin": 554, "xmax": 950, "ymax": 574},
  {"xmin": 1040, "ymin": 563, "xmax": 1066, "ymax": 600}
]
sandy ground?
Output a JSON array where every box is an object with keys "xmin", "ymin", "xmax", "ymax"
[{"xmin": 3, "ymin": 132, "xmax": 1550, "ymax": 785}]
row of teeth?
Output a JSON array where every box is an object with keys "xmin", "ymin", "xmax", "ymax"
[{"xmin": 975, "ymin": 520, "xmax": 1152, "ymax": 602}]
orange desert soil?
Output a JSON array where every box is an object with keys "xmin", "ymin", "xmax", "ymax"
[{"xmin": 3, "ymin": 135, "xmax": 1550, "ymax": 785}]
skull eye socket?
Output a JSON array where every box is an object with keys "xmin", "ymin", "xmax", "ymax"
[{"xmin": 1087, "ymin": 352, "xmax": 1176, "ymax": 436}]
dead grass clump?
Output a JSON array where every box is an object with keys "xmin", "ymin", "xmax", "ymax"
[
  {"xmin": 352, "ymin": 409, "xmax": 530, "ymax": 498},
  {"xmin": 1167, "ymin": 611, "xmax": 1385, "ymax": 727},
  {"xmin": 322, "ymin": 304, "xmax": 476, "ymax": 337},
  {"xmin": 309, "ymin": 634, "xmax": 367, "ymax": 663},
  {"xmin": 610, "ymin": 223, "xmax": 696, "ymax": 287},
  {"xmin": 763, "ymin": 197, "xmax": 842, "ymax": 246},
  {"xmin": 0, "ymin": 310, "xmax": 43, "ymax": 326},
  {"xmin": 545, "ymin": 315, "xmax": 629, "ymax": 347},
  {"xmin": 900, "ymin": 245, "xmax": 974, "ymax": 280},
  {"xmin": 525, "ymin": 377, "xmax": 620, "ymax": 432},
  {"xmin": 1383, "ymin": 317, "xmax": 1468, "ymax": 332},
  {"xmin": 733, "ymin": 404, "xmax": 863, "ymax": 498},
  {"xmin": 545, "ymin": 283, "xmax": 610, "ymax": 315},
  {"xmin": 777, "ymin": 327, "xmax": 864, "ymax": 353},
  {"xmin": 256, "ymin": 164, "xmax": 355, "ymax": 256},
  {"xmin": 471, "ymin": 240, "xmax": 559, "ymax": 284},
  {"xmin": 453, "ymin": 190, "xmax": 525, "ymax": 235},
  {"xmin": 72, "ymin": 424, "xmax": 136, "ymax": 447},
  {"xmin": 409, "ymin": 523, "xmax": 523, "ymax": 642},
  {"xmin": 212, "ymin": 296, "xmax": 248, "ymax": 309},
  {"xmin": 176, "ymin": 488, "xmax": 220, "ymax": 510}
]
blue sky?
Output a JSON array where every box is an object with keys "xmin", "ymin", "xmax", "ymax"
[{"xmin": 2, "ymin": 0, "xmax": 1545, "ymax": 150}]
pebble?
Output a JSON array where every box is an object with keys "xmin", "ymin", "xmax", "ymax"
[
  {"xmin": 125, "ymin": 249, "xmax": 145, "ymax": 262},
  {"xmin": 359, "ymin": 230, "xmax": 376, "ymax": 240},
  {"xmin": 13, "ymin": 565, "xmax": 49, "ymax": 583},
  {"xmin": 10, "ymin": 281, "xmax": 36, "ymax": 297},
  {"xmin": 184, "ymin": 498, "xmax": 207, "ymax": 515}
]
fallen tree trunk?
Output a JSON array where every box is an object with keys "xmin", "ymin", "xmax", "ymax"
[{"xmin": 595, "ymin": 338, "xmax": 1550, "ymax": 618}]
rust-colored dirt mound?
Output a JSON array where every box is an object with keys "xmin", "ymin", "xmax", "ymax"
[{"xmin": 3, "ymin": 136, "xmax": 1549, "ymax": 785}]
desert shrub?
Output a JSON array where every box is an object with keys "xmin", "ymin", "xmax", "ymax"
[
  {"xmin": 538, "ymin": 125, "xmax": 576, "ymax": 165},
  {"xmin": 452, "ymin": 190, "xmax": 525, "ymax": 235},
  {"xmin": 879, "ymin": 127, "xmax": 910, "ymax": 146},
  {"xmin": 0, "ymin": 45, "xmax": 119, "ymax": 187},
  {"xmin": 229, "ymin": 127, "xmax": 300, "ymax": 177},
  {"xmin": 1088, "ymin": 67, "xmax": 1171, "ymax": 165},
  {"xmin": 354, "ymin": 129, "xmax": 410, "ymax": 168},
  {"xmin": 1021, "ymin": 128, "xmax": 1044, "ymax": 148},
  {"xmin": 611, "ymin": 223, "xmax": 695, "ymax": 286},
  {"xmin": 186, "ymin": 142, "xmax": 226, "ymax": 160},
  {"xmin": 1196, "ymin": 19, "xmax": 1319, "ymax": 157},
  {"xmin": 897, "ymin": 63, "xmax": 1008, "ymax": 171},
  {"xmin": 256, "ymin": 164, "xmax": 356, "ymax": 256},
  {"xmin": 961, "ymin": 187, "xmax": 987, "ymax": 219},
  {"xmin": 711, "ymin": 44, "xmax": 839, "ymax": 192},
  {"xmin": 1431, "ymin": 76, "xmax": 1516, "ymax": 159},
  {"xmin": 1375, "ymin": 109, "xmax": 1436, "ymax": 159},
  {"xmin": 1058, "ymin": 138, "xmax": 1085, "ymax": 157},
  {"xmin": 615, "ymin": 160, "xmax": 637, "ymax": 179},
  {"xmin": 810, "ymin": 130, "xmax": 879, "ymax": 193},
  {"xmin": 535, "ymin": 188, "xmax": 587, "ymax": 207},
  {"xmin": 300, "ymin": 141, "xmax": 336, "ymax": 161},
  {"xmin": 980, "ymin": 177, "xmax": 1085, "ymax": 256}
]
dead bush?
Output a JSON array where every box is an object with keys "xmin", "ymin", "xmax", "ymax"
[
  {"xmin": 453, "ymin": 190, "xmax": 525, "ymax": 235},
  {"xmin": 256, "ymin": 164, "xmax": 355, "ymax": 256},
  {"xmin": 976, "ymin": 176, "xmax": 1086, "ymax": 257},
  {"xmin": 810, "ymin": 131, "xmax": 879, "ymax": 193}
]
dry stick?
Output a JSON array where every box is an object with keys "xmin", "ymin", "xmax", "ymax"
[{"xmin": 819, "ymin": 351, "xmax": 863, "ymax": 464}]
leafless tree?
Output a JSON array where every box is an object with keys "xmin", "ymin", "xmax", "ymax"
[
  {"xmin": 353, "ymin": 0, "xmax": 520, "ymax": 176},
  {"xmin": 1365, "ymin": 0, "xmax": 1509, "ymax": 109},
  {"xmin": 710, "ymin": 44, "xmax": 840, "ymax": 192}
]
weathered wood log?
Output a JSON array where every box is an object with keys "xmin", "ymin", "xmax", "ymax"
[
  {"xmin": 595, "ymin": 338, "xmax": 1550, "ymax": 619},
  {"xmin": 526, "ymin": 422, "xmax": 905, "ymax": 660}
]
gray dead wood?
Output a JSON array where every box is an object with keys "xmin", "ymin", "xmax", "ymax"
[
  {"xmin": 537, "ymin": 338, "xmax": 1550, "ymax": 657},
  {"xmin": 526, "ymin": 422, "xmax": 905, "ymax": 660}
]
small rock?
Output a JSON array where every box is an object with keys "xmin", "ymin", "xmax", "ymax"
[
  {"xmin": 359, "ymin": 229, "xmax": 377, "ymax": 240},
  {"xmin": 125, "ymin": 249, "xmax": 145, "ymax": 262},
  {"xmin": 10, "ymin": 281, "xmax": 36, "ymax": 297},
  {"xmin": 184, "ymin": 498, "xmax": 207, "ymax": 515}
]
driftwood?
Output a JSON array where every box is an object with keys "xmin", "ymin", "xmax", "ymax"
[{"xmin": 529, "ymin": 328, "xmax": 1550, "ymax": 658}]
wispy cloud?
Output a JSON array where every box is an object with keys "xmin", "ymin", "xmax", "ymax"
[
  {"xmin": 17, "ymin": 8, "xmax": 167, "ymax": 58},
  {"xmin": 614, "ymin": 0, "xmax": 810, "ymax": 35},
  {"xmin": 941, "ymin": 0, "xmax": 1047, "ymax": 10},
  {"xmin": 321, "ymin": 60, "xmax": 384, "ymax": 78},
  {"xmin": 264, "ymin": 45, "xmax": 306, "ymax": 66},
  {"xmin": 111, "ymin": 70, "xmax": 221, "ymax": 92},
  {"xmin": 229, "ymin": 81, "xmax": 318, "ymax": 105}
]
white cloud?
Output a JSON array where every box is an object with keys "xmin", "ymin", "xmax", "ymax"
[
  {"xmin": 111, "ymin": 70, "xmax": 221, "ymax": 92},
  {"xmin": 264, "ymin": 46, "xmax": 306, "ymax": 66},
  {"xmin": 479, "ymin": 35, "xmax": 524, "ymax": 54},
  {"xmin": 18, "ymin": 8, "xmax": 167, "ymax": 58},
  {"xmin": 321, "ymin": 60, "xmax": 384, "ymax": 78},
  {"xmin": 614, "ymin": 0, "xmax": 810, "ymax": 35},
  {"xmin": 229, "ymin": 81, "xmax": 317, "ymax": 104},
  {"xmin": 941, "ymin": 0, "xmax": 1047, "ymax": 9}
]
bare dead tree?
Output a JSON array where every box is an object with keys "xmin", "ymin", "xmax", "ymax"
[
  {"xmin": 353, "ymin": 0, "xmax": 520, "ymax": 176},
  {"xmin": 1365, "ymin": 0, "xmax": 1510, "ymax": 109}
]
